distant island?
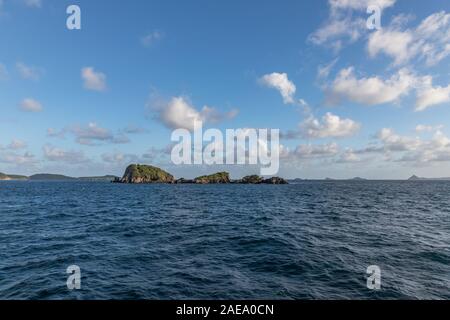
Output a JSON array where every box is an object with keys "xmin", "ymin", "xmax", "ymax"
[
  {"xmin": 408, "ymin": 175, "xmax": 450, "ymax": 181},
  {"xmin": 113, "ymin": 164, "xmax": 289, "ymax": 184},
  {"xmin": 3, "ymin": 168, "xmax": 450, "ymax": 183},
  {"xmin": 0, "ymin": 172, "xmax": 28, "ymax": 181},
  {"xmin": 0, "ymin": 172, "xmax": 118, "ymax": 182}
]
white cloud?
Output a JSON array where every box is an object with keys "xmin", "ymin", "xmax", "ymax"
[
  {"xmin": 368, "ymin": 30, "xmax": 415, "ymax": 66},
  {"xmin": 19, "ymin": 98, "xmax": 43, "ymax": 112},
  {"xmin": 47, "ymin": 128, "xmax": 65, "ymax": 138},
  {"xmin": 8, "ymin": 139, "xmax": 27, "ymax": 150},
  {"xmin": 260, "ymin": 72, "xmax": 297, "ymax": 104},
  {"xmin": 349, "ymin": 127, "xmax": 450, "ymax": 164},
  {"xmin": 43, "ymin": 145, "xmax": 86, "ymax": 163},
  {"xmin": 368, "ymin": 11, "xmax": 450, "ymax": 66},
  {"xmin": 69, "ymin": 123, "xmax": 130, "ymax": 145},
  {"xmin": 416, "ymin": 124, "xmax": 443, "ymax": 133},
  {"xmin": 300, "ymin": 112, "xmax": 360, "ymax": 139},
  {"xmin": 157, "ymin": 96, "xmax": 237, "ymax": 131},
  {"xmin": 49, "ymin": 123, "xmax": 133, "ymax": 146},
  {"xmin": 102, "ymin": 152, "xmax": 139, "ymax": 164},
  {"xmin": 23, "ymin": 0, "xmax": 42, "ymax": 8},
  {"xmin": 329, "ymin": 0, "xmax": 396, "ymax": 11},
  {"xmin": 377, "ymin": 128, "xmax": 422, "ymax": 152},
  {"xmin": 141, "ymin": 30, "xmax": 164, "ymax": 47},
  {"xmin": 81, "ymin": 67, "xmax": 107, "ymax": 92},
  {"xmin": 16, "ymin": 62, "xmax": 43, "ymax": 80},
  {"xmin": 309, "ymin": 0, "xmax": 396, "ymax": 50},
  {"xmin": 326, "ymin": 67, "xmax": 416, "ymax": 106},
  {"xmin": 336, "ymin": 149, "xmax": 362, "ymax": 163},
  {"xmin": 0, "ymin": 151, "xmax": 35, "ymax": 165},
  {"xmin": 415, "ymin": 77, "xmax": 450, "ymax": 111},
  {"xmin": 292, "ymin": 143, "xmax": 340, "ymax": 159},
  {"xmin": 309, "ymin": 17, "xmax": 365, "ymax": 48},
  {"xmin": 317, "ymin": 58, "xmax": 338, "ymax": 79}
]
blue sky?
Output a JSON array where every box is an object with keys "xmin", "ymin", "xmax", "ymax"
[{"xmin": 1, "ymin": 0, "xmax": 450, "ymax": 179}]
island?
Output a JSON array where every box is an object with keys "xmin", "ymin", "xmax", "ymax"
[
  {"xmin": 0, "ymin": 172, "xmax": 118, "ymax": 182},
  {"xmin": 408, "ymin": 175, "xmax": 450, "ymax": 181},
  {"xmin": 0, "ymin": 172, "xmax": 28, "ymax": 181},
  {"xmin": 113, "ymin": 164, "xmax": 288, "ymax": 185},
  {"xmin": 115, "ymin": 164, "xmax": 175, "ymax": 184}
]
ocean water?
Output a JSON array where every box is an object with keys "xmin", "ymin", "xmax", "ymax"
[{"xmin": 0, "ymin": 180, "xmax": 449, "ymax": 300}]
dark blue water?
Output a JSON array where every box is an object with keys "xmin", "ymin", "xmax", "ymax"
[{"xmin": 0, "ymin": 181, "xmax": 449, "ymax": 300}]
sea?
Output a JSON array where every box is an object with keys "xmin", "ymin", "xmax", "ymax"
[{"xmin": 0, "ymin": 180, "xmax": 449, "ymax": 299}]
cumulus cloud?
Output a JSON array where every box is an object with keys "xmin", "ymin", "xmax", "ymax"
[
  {"xmin": 156, "ymin": 96, "xmax": 238, "ymax": 131},
  {"xmin": 368, "ymin": 11, "xmax": 450, "ymax": 66},
  {"xmin": 326, "ymin": 67, "xmax": 416, "ymax": 106},
  {"xmin": 309, "ymin": 0, "xmax": 396, "ymax": 50},
  {"xmin": 49, "ymin": 123, "xmax": 132, "ymax": 146},
  {"xmin": 353, "ymin": 127, "xmax": 450, "ymax": 164},
  {"xmin": 336, "ymin": 149, "xmax": 362, "ymax": 163},
  {"xmin": 43, "ymin": 144, "xmax": 87, "ymax": 164},
  {"xmin": 259, "ymin": 72, "xmax": 297, "ymax": 104},
  {"xmin": 309, "ymin": 17, "xmax": 365, "ymax": 49},
  {"xmin": 291, "ymin": 143, "xmax": 340, "ymax": 159},
  {"xmin": 300, "ymin": 112, "xmax": 361, "ymax": 139},
  {"xmin": 16, "ymin": 62, "xmax": 43, "ymax": 80},
  {"xmin": 102, "ymin": 152, "xmax": 139, "ymax": 164},
  {"xmin": 8, "ymin": 139, "xmax": 27, "ymax": 150},
  {"xmin": 81, "ymin": 67, "xmax": 107, "ymax": 92},
  {"xmin": 19, "ymin": 98, "xmax": 43, "ymax": 112},
  {"xmin": 0, "ymin": 151, "xmax": 35, "ymax": 165},
  {"xmin": 69, "ymin": 123, "xmax": 130, "ymax": 146},
  {"xmin": 415, "ymin": 77, "xmax": 450, "ymax": 111}
]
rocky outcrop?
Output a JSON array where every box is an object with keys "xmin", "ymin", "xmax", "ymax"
[
  {"xmin": 261, "ymin": 177, "xmax": 288, "ymax": 184},
  {"xmin": 194, "ymin": 172, "xmax": 230, "ymax": 184},
  {"xmin": 238, "ymin": 175, "xmax": 263, "ymax": 184},
  {"xmin": 116, "ymin": 164, "xmax": 174, "ymax": 184},
  {"xmin": 175, "ymin": 178, "xmax": 194, "ymax": 184},
  {"xmin": 113, "ymin": 165, "xmax": 288, "ymax": 185}
]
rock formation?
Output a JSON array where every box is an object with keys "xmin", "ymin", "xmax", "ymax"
[{"xmin": 116, "ymin": 164, "xmax": 175, "ymax": 184}]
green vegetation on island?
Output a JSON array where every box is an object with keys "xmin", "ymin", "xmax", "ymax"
[
  {"xmin": 1, "ymin": 164, "xmax": 291, "ymax": 184},
  {"xmin": 194, "ymin": 172, "xmax": 231, "ymax": 184},
  {"xmin": 113, "ymin": 164, "xmax": 288, "ymax": 185},
  {"xmin": 0, "ymin": 172, "xmax": 28, "ymax": 181},
  {"xmin": 29, "ymin": 174, "xmax": 76, "ymax": 181},
  {"xmin": 115, "ymin": 164, "xmax": 175, "ymax": 184},
  {"xmin": 238, "ymin": 175, "xmax": 264, "ymax": 184}
]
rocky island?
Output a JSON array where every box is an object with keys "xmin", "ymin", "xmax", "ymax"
[
  {"xmin": 114, "ymin": 164, "xmax": 175, "ymax": 184},
  {"xmin": 113, "ymin": 164, "xmax": 288, "ymax": 185}
]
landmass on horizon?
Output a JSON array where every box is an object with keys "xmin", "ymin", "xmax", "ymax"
[{"xmin": 2, "ymin": 165, "xmax": 450, "ymax": 183}]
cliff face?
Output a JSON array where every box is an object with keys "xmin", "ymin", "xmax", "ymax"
[
  {"xmin": 194, "ymin": 172, "xmax": 230, "ymax": 184},
  {"xmin": 118, "ymin": 164, "xmax": 174, "ymax": 184}
]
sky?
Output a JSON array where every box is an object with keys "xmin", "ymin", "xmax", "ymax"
[{"xmin": 1, "ymin": 0, "xmax": 450, "ymax": 179}]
